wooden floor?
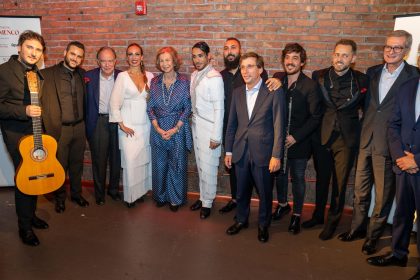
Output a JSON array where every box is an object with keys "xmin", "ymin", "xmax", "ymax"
[{"xmin": 0, "ymin": 187, "xmax": 417, "ymax": 280}]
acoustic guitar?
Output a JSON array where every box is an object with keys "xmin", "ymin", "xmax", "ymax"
[{"xmin": 15, "ymin": 71, "xmax": 65, "ymax": 195}]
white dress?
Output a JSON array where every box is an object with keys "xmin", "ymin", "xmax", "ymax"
[{"xmin": 109, "ymin": 71, "xmax": 154, "ymax": 203}]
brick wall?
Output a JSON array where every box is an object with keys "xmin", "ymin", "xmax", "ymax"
[{"xmin": 2, "ymin": 0, "xmax": 419, "ymax": 203}]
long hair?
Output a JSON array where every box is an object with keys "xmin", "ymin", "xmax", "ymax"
[{"xmin": 126, "ymin": 43, "xmax": 149, "ymax": 93}]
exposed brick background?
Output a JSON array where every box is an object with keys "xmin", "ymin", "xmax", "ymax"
[{"xmin": 1, "ymin": 0, "xmax": 419, "ymax": 204}]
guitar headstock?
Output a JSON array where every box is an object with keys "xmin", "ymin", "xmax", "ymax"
[{"xmin": 27, "ymin": 71, "xmax": 38, "ymax": 94}]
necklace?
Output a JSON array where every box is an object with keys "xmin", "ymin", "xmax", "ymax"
[
  {"xmin": 162, "ymin": 78, "xmax": 175, "ymax": 106},
  {"xmin": 328, "ymin": 68, "xmax": 354, "ymax": 100}
]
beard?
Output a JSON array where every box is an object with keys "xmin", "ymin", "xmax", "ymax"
[
  {"xmin": 224, "ymin": 55, "xmax": 240, "ymax": 70},
  {"xmin": 64, "ymin": 55, "xmax": 77, "ymax": 70}
]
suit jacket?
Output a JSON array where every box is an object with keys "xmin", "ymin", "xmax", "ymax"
[
  {"xmin": 388, "ymin": 77, "xmax": 420, "ymax": 175},
  {"xmin": 273, "ymin": 71, "xmax": 322, "ymax": 159},
  {"xmin": 40, "ymin": 63, "xmax": 86, "ymax": 141},
  {"xmin": 225, "ymin": 81, "xmax": 285, "ymax": 167},
  {"xmin": 221, "ymin": 68, "xmax": 268, "ymax": 144},
  {"xmin": 0, "ymin": 55, "xmax": 44, "ymax": 138},
  {"xmin": 361, "ymin": 62, "xmax": 419, "ymax": 156},
  {"xmin": 312, "ymin": 67, "xmax": 369, "ymax": 148},
  {"xmin": 84, "ymin": 68, "xmax": 121, "ymax": 140}
]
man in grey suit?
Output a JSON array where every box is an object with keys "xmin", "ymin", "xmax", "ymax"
[
  {"xmin": 338, "ymin": 30, "xmax": 419, "ymax": 255},
  {"xmin": 224, "ymin": 52, "xmax": 285, "ymax": 243}
]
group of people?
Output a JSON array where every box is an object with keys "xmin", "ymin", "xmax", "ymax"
[{"xmin": 1, "ymin": 29, "xmax": 420, "ymax": 279}]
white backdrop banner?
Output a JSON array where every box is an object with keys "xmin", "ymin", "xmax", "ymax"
[{"xmin": 0, "ymin": 16, "xmax": 42, "ymax": 187}]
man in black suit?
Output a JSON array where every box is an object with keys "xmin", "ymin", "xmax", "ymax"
[
  {"xmin": 224, "ymin": 52, "xmax": 285, "ymax": 243},
  {"xmin": 338, "ymin": 30, "xmax": 419, "ymax": 255},
  {"xmin": 41, "ymin": 41, "xmax": 89, "ymax": 213},
  {"xmin": 367, "ymin": 51, "xmax": 420, "ymax": 280},
  {"xmin": 85, "ymin": 47, "xmax": 121, "ymax": 205},
  {"xmin": 312, "ymin": 39, "xmax": 369, "ymax": 240},
  {"xmin": 219, "ymin": 37, "xmax": 280, "ymax": 214},
  {"xmin": 271, "ymin": 43, "xmax": 322, "ymax": 235},
  {"xmin": 0, "ymin": 30, "xmax": 49, "ymax": 246}
]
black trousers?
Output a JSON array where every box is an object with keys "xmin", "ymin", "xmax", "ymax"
[
  {"xmin": 392, "ymin": 172, "xmax": 420, "ymax": 271},
  {"xmin": 55, "ymin": 121, "xmax": 86, "ymax": 202},
  {"xmin": 235, "ymin": 148, "xmax": 273, "ymax": 227},
  {"xmin": 324, "ymin": 132, "xmax": 357, "ymax": 228},
  {"xmin": 1, "ymin": 123, "xmax": 37, "ymax": 231},
  {"xmin": 310, "ymin": 133, "xmax": 332, "ymax": 222},
  {"xmin": 88, "ymin": 115, "xmax": 121, "ymax": 200},
  {"xmin": 351, "ymin": 140, "xmax": 395, "ymax": 239}
]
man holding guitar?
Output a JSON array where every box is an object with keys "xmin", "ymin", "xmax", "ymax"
[{"xmin": 0, "ymin": 30, "xmax": 48, "ymax": 246}]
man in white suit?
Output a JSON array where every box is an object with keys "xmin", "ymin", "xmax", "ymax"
[{"xmin": 189, "ymin": 41, "xmax": 224, "ymax": 219}]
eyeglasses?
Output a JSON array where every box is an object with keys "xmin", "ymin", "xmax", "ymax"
[{"xmin": 384, "ymin": 45, "xmax": 405, "ymax": 53}]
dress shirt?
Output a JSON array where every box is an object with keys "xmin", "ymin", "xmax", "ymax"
[
  {"xmin": 415, "ymin": 79, "xmax": 420, "ymax": 122},
  {"xmin": 99, "ymin": 71, "xmax": 114, "ymax": 114},
  {"xmin": 246, "ymin": 78, "xmax": 263, "ymax": 119},
  {"xmin": 379, "ymin": 62, "xmax": 405, "ymax": 104}
]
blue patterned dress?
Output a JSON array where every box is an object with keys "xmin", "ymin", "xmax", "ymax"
[{"xmin": 147, "ymin": 73, "xmax": 192, "ymax": 206}]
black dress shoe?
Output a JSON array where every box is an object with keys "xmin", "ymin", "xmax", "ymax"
[
  {"xmin": 55, "ymin": 201, "xmax": 65, "ymax": 213},
  {"xmin": 272, "ymin": 203, "xmax": 291, "ymax": 221},
  {"xmin": 107, "ymin": 192, "xmax": 121, "ymax": 201},
  {"xmin": 156, "ymin": 201, "xmax": 166, "ymax": 208},
  {"xmin": 190, "ymin": 200, "xmax": 202, "ymax": 211},
  {"xmin": 337, "ymin": 230, "xmax": 367, "ymax": 242},
  {"xmin": 362, "ymin": 239, "xmax": 377, "ymax": 255},
  {"xmin": 136, "ymin": 195, "xmax": 145, "ymax": 203},
  {"xmin": 258, "ymin": 226, "xmax": 269, "ymax": 243},
  {"xmin": 19, "ymin": 229, "xmax": 40, "ymax": 246},
  {"xmin": 31, "ymin": 216, "xmax": 49, "ymax": 229},
  {"xmin": 71, "ymin": 196, "xmax": 89, "ymax": 207},
  {"xmin": 126, "ymin": 202, "xmax": 135, "ymax": 208},
  {"xmin": 367, "ymin": 253, "xmax": 407, "ymax": 267},
  {"xmin": 200, "ymin": 207, "xmax": 211, "ymax": 219},
  {"xmin": 301, "ymin": 217, "xmax": 324, "ymax": 228},
  {"xmin": 319, "ymin": 224, "xmax": 337, "ymax": 241},
  {"xmin": 226, "ymin": 222, "xmax": 249, "ymax": 235},
  {"xmin": 219, "ymin": 199, "xmax": 237, "ymax": 214},
  {"xmin": 169, "ymin": 204, "xmax": 179, "ymax": 212},
  {"xmin": 96, "ymin": 199, "xmax": 105, "ymax": 206},
  {"xmin": 408, "ymin": 271, "xmax": 420, "ymax": 280},
  {"xmin": 288, "ymin": 215, "xmax": 301, "ymax": 235}
]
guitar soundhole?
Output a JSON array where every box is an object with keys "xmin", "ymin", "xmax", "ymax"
[{"xmin": 31, "ymin": 148, "xmax": 47, "ymax": 162}]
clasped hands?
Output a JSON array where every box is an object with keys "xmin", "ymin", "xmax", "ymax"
[
  {"xmin": 156, "ymin": 126, "xmax": 177, "ymax": 141},
  {"xmin": 396, "ymin": 151, "xmax": 419, "ymax": 174}
]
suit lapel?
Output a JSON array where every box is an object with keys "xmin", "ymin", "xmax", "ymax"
[
  {"xmin": 381, "ymin": 62, "xmax": 408, "ymax": 106},
  {"xmin": 249, "ymin": 84, "xmax": 269, "ymax": 123},
  {"xmin": 93, "ymin": 69, "xmax": 100, "ymax": 109},
  {"xmin": 371, "ymin": 67, "xmax": 382, "ymax": 106}
]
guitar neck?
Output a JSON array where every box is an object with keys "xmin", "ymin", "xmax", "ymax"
[{"xmin": 27, "ymin": 71, "xmax": 44, "ymax": 150}]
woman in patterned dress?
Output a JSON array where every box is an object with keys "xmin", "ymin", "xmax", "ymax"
[
  {"xmin": 109, "ymin": 43, "xmax": 154, "ymax": 208},
  {"xmin": 147, "ymin": 46, "xmax": 192, "ymax": 212}
]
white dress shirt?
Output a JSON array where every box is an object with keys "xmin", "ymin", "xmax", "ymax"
[
  {"xmin": 99, "ymin": 71, "xmax": 115, "ymax": 114},
  {"xmin": 246, "ymin": 78, "xmax": 263, "ymax": 119},
  {"xmin": 379, "ymin": 62, "xmax": 405, "ymax": 104}
]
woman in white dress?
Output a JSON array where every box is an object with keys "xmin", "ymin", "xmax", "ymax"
[{"xmin": 109, "ymin": 43, "xmax": 154, "ymax": 208}]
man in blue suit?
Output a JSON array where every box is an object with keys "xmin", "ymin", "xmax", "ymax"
[
  {"xmin": 224, "ymin": 52, "xmax": 285, "ymax": 243},
  {"xmin": 367, "ymin": 50, "xmax": 420, "ymax": 280},
  {"xmin": 85, "ymin": 47, "xmax": 121, "ymax": 205}
]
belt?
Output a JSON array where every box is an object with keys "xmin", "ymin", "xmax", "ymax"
[
  {"xmin": 98, "ymin": 113, "xmax": 109, "ymax": 117},
  {"xmin": 62, "ymin": 119, "xmax": 83, "ymax": 126}
]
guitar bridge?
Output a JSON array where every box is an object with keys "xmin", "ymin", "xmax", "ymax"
[{"xmin": 28, "ymin": 173, "xmax": 55, "ymax": 180}]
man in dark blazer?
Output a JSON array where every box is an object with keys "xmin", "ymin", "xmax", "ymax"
[
  {"xmin": 85, "ymin": 47, "xmax": 121, "ymax": 205},
  {"xmin": 219, "ymin": 37, "xmax": 280, "ymax": 214},
  {"xmin": 224, "ymin": 52, "xmax": 285, "ymax": 243},
  {"xmin": 41, "ymin": 41, "xmax": 89, "ymax": 213},
  {"xmin": 0, "ymin": 30, "xmax": 49, "ymax": 246},
  {"xmin": 367, "ymin": 55, "xmax": 420, "ymax": 280},
  {"xmin": 338, "ymin": 30, "xmax": 419, "ymax": 255},
  {"xmin": 271, "ymin": 43, "xmax": 322, "ymax": 235},
  {"xmin": 313, "ymin": 39, "xmax": 369, "ymax": 240}
]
